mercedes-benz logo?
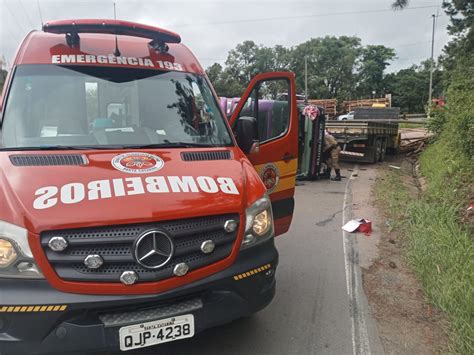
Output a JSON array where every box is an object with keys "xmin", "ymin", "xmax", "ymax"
[{"xmin": 133, "ymin": 230, "xmax": 174, "ymax": 269}]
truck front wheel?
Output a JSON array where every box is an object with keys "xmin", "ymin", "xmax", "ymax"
[
  {"xmin": 373, "ymin": 139, "xmax": 382, "ymax": 163},
  {"xmin": 379, "ymin": 139, "xmax": 387, "ymax": 162}
]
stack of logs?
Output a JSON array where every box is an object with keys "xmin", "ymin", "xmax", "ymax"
[
  {"xmin": 399, "ymin": 129, "xmax": 433, "ymax": 155},
  {"xmin": 341, "ymin": 98, "xmax": 390, "ymax": 113},
  {"xmin": 307, "ymin": 99, "xmax": 337, "ymax": 119}
]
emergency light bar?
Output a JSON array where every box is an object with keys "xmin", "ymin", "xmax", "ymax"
[{"xmin": 43, "ymin": 19, "xmax": 181, "ymax": 49}]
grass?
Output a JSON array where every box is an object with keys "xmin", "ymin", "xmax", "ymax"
[
  {"xmin": 398, "ymin": 122, "xmax": 426, "ymax": 129},
  {"xmin": 375, "ymin": 163, "xmax": 474, "ymax": 354}
]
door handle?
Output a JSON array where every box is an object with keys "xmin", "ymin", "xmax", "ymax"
[{"xmin": 282, "ymin": 153, "xmax": 295, "ymax": 162}]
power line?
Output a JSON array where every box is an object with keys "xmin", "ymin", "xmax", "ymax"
[
  {"xmin": 395, "ymin": 56, "xmax": 428, "ymax": 61},
  {"xmin": 4, "ymin": 2, "xmax": 28, "ymax": 33},
  {"xmin": 197, "ymin": 39, "xmax": 443, "ymax": 63},
  {"xmin": 396, "ymin": 41, "xmax": 432, "ymax": 48},
  {"xmin": 177, "ymin": 5, "xmax": 439, "ymax": 27},
  {"xmin": 17, "ymin": 0, "xmax": 36, "ymax": 30},
  {"xmin": 37, "ymin": 0, "xmax": 44, "ymax": 27}
]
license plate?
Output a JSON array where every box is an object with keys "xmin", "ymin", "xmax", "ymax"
[{"xmin": 119, "ymin": 314, "xmax": 195, "ymax": 351}]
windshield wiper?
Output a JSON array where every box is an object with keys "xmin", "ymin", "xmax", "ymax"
[
  {"xmin": 123, "ymin": 142, "xmax": 217, "ymax": 149},
  {"xmin": 0, "ymin": 145, "xmax": 123, "ymax": 151},
  {"xmin": 0, "ymin": 142, "xmax": 221, "ymax": 151}
]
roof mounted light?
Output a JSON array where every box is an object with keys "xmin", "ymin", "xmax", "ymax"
[{"xmin": 42, "ymin": 19, "xmax": 181, "ymax": 51}]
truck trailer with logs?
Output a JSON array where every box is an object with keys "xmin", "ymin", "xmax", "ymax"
[{"xmin": 325, "ymin": 107, "xmax": 400, "ymax": 163}]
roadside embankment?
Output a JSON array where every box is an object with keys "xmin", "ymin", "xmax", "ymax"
[{"xmin": 375, "ymin": 72, "xmax": 473, "ymax": 353}]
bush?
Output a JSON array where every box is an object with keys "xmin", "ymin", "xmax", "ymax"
[
  {"xmin": 427, "ymin": 106, "xmax": 448, "ymax": 136},
  {"xmin": 376, "ymin": 56, "xmax": 474, "ymax": 353},
  {"xmin": 442, "ymin": 57, "xmax": 474, "ymax": 158}
]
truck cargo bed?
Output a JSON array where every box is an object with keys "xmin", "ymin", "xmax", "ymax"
[{"xmin": 326, "ymin": 120, "xmax": 399, "ymax": 163}]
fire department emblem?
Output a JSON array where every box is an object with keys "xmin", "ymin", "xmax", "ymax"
[
  {"xmin": 260, "ymin": 164, "xmax": 279, "ymax": 193},
  {"xmin": 112, "ymin": 152, "xmax": 164, "ymax": 174}
]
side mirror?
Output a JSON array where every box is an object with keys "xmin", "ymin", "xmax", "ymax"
[{"xmin": 236, "ymin": 116, "xmax": 258, "ymax": 153}]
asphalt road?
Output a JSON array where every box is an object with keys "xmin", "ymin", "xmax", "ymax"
[{"xmin": 116, "ymin": 165, "xmax": 381, "ymax": 355}]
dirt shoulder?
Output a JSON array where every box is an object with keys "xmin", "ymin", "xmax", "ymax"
[{"xmin": 350, "ymin": 159, "xmax": 449, "ymax": 354}]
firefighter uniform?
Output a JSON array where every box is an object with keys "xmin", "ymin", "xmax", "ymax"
[{"xmin": 324, "ymin": 133, "xmax": 342, "ymax": 181}]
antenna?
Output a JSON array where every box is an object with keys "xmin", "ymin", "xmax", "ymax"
[
  {"xmin": 36, "ymin": 0, "xmax": 44, "ymax": 27},
  {"xmin": 113, "ymin": 2, "xmax": 121, "ymax": 56}
]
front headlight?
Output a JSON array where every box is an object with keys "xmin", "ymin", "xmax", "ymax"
[
  {"xmin": 0, "ymin": 221, "xmax": 43, "ymax": 279},
  {"xmin": 0, "ymin": 239, "xmax": 18, "ymax": 267},
  {"xmin": 241, "ymin": 194, "xmax": 274, "ymax": 249}
]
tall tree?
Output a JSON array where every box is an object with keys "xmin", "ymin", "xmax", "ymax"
[
  {"xmin": 441, "ymin": 0, "xmax": 474, "ymax": 75},
  {"xmin": 225, "ymin": 41, "xmax": 264, "ymax": 84},
  {"xmin": 205, "ymin": 63, "xmax": 244, "ymax": 98},
  {"xmin": 206, "ymin": 63, "xmax": 223, "ymax": 84},
  {"xmin": 291, "ymin": 36, "xmax": 361, "ymax": 99},
  {"xmin": 384, "ymin": 60, "xmax": 443, "ymax": 113},
  {"xmin": 356, "ymin": 45, "xmax": 395, "ymax": 98}
]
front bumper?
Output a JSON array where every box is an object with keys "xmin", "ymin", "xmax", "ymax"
[{"xmin": 0, "ymin": 239, "xmax": 278, "ymax": 354}]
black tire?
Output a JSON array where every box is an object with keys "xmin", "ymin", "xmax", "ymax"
[
  {"xmin": 374, "ymin": 139, "xmax": 382, "ymax": 163},
  {"xmin": 379, "ymin": 139, "xmax": 387, "ymax": 162}
]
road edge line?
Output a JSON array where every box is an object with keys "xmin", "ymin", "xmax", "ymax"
[{"xmin": 342, "ymin": 165, "xmax": 372, "ymax": 355}]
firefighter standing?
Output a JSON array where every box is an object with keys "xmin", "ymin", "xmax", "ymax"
[{"xmin": 323, "ymin": 132, "xmax": 342, "ymax": 181}]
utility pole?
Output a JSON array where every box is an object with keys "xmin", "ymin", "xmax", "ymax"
[
  {"xmin": 304, "ymin": 56, "xmax": 308, "ymax": 104},
  {"xmin": 428, "ymin": 13, "xmax": 436, "ymax": 117}
]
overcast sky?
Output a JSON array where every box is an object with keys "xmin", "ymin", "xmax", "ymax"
[{"xmin": 0, "ymin": 0, "xmax": 451, "ymax": 72}]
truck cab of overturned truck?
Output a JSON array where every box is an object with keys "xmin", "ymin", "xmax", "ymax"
[{"xmin": 0, "ymin": 19, "xmax": 299, "ymax": 353}]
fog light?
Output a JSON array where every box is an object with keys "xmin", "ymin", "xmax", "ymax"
[
  {"xmin": 120, "ymin": 271, "xmax": 138, "ymax": 285},
  {"xmin": 48, "ymin": 236, "xmax": 68, "ymax": 252},
  {"xmin": 264, "ymin": 268, "xmax": 275, "ymax": 278},
  {"xmin": 0, "ymin": 239, "xmax": 17, "ymax": 268},
  {"xmin": 173, "ymin": 263, "xmax": 189, "ymax": 276},
  {"xmin": 242, "ymin": 234, "xmax": 256, "ymax": 246},
  {"xmin": 17, "ymin": 261, "xmax": 41, "ymax": 275},
  {"xmin": 84, "ymin": 255, "xmax": 103, "ymax": 269}
]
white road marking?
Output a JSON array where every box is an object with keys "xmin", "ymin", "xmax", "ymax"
[{"xmin": 342, "ymin": 165, "xmax": 372, "ymax": 355}]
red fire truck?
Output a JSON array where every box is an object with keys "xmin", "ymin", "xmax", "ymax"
[{"xmin": 0, "ymin": 19, "xmax": 298, "ymax": 353}]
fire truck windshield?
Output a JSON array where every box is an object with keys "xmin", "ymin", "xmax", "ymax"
[{"xmin": 1, "ymin": 65, "xmax": 233, "ymax": 150}]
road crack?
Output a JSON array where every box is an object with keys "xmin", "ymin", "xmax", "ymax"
[{"xmin": 315, "ymin": 209, "xmax": 343, "ymax": 226}]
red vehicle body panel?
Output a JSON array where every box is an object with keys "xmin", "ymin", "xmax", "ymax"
[
  {"xmin": 0, "ymin": 20, "xmax": 296, "ymax": 295},
  {"xmin": 13, "ymin": 32, "xmax": 204, "ymax": 74},
  {"xmin": 230, "ymin": 72, "xmax": 298, "ymax": 236}
]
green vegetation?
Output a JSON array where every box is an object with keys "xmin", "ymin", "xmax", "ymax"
[
  {"xmin": 206, "ymin": 37, "xmax": 396, "ymax": 101},
  {"xmin": 379, "ymin": 3, "xmax": 473, "ymax": 352},
  {"xmin": 0, "ymin": 69, "xmax": 6, "ymax": 94},
  {"xmin": 376, "ymin": 163, "xmax": 473, "ymax": 353},
  {"xmin": 377, "ymin": 2, "xmax": 473, "ymax": 350},
  {"xmin": 206, "ymin": 36, "xmax": 440, "ymax": 113},
  {"xmin": 385, "ymin": 61, "xmax": 443, "ymax": 113},
  {"xmin": 398, "ymin": 122, "xmax": 425, "ymax": 129}
]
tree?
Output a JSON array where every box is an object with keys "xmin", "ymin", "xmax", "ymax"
[
  {"xmin": 356, "ymin": 45, "xmax": 396, "ymax": 98},
  {"xmin": 205, "ymin": 63, "xmax": 244, "ymax": 97},
  {"xmin": 208, "ymin": 41, "xmax": 293, "ymax": 97},
  {"xmin": 291, "ymin": 36, "xmax": 362, "ymax": 99},
  {"xmin": 206, "ymin": 63, "xmax": 223, "ymax": 84},
  {"xmin": 207, "ymin": 37, "xmax": 398, "ymax": 101},
  {"xmin": 385, "ymin": 60, "xmax": 443, "ymax": 113},
  {"xmin": 0, "ymin": 69, "xmax": 7, "ymax": 94},
  {"xmin": 392, "ymin": 0, "xmax": 409, "ymax": 10},
  {"xmin": 225, "ymin": 41, "xmax": 265, "ymax": 84},
  {"xmin": 440, "ymin": 0, "xmax": 473, "ymax": 76}
]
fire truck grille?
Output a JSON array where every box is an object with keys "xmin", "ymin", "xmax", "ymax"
[{"xmin": 40, "ymin": 214, "xmax": 240, "ymax": 283}]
